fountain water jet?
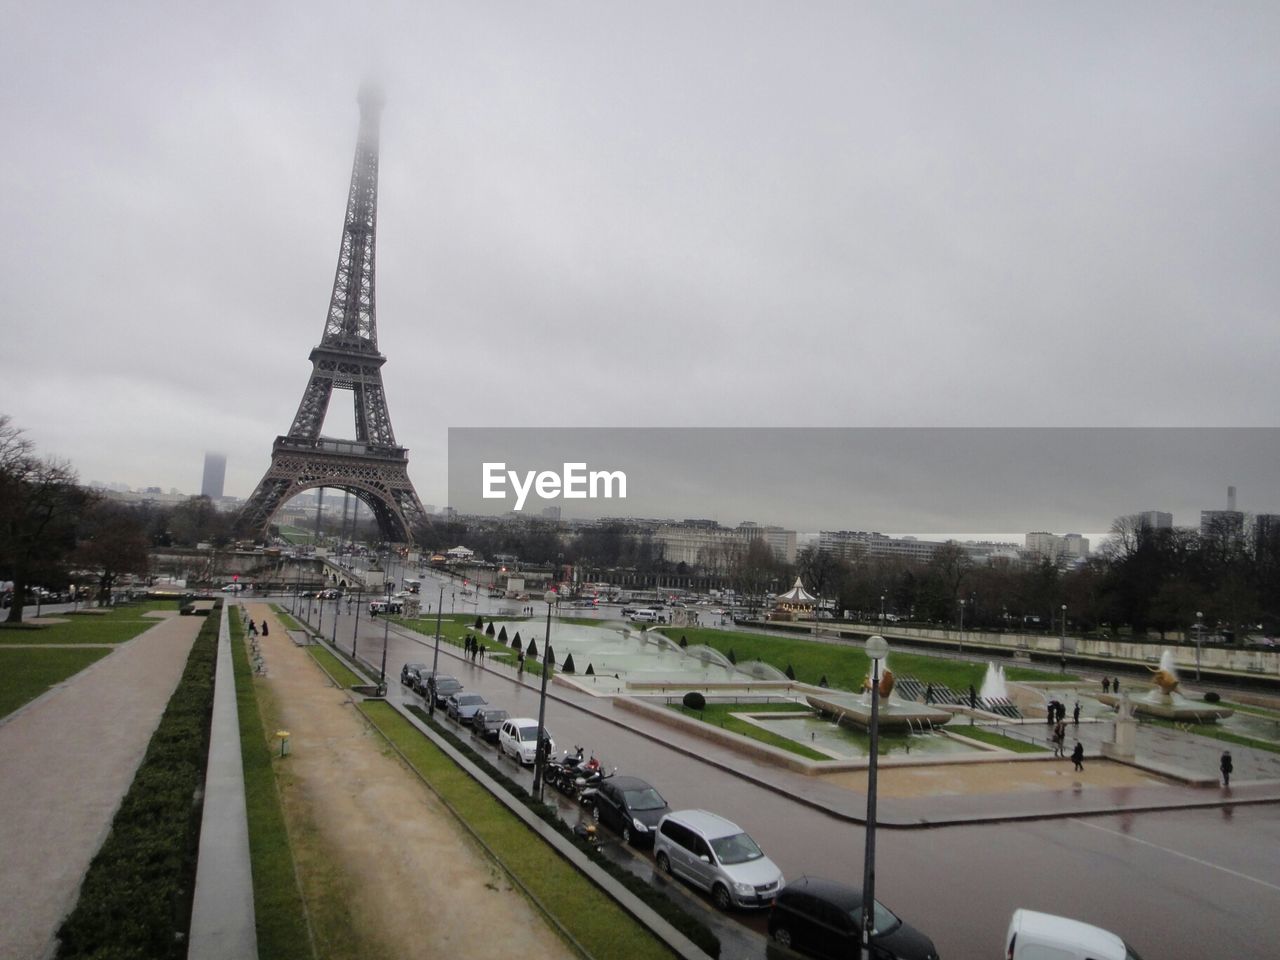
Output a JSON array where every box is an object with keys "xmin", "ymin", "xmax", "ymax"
[
  {"xmin": 980, "ymin": 662, "xmax": 1008, "ymax": 701},
  {"xmin": 1123, "ymin": 649, "xmax": 1233, "ymax": 722}
]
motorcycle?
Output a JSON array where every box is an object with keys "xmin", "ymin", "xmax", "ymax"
[
  {"xmin": 576, "ymin": 762, "xmax": 616, "ymax": 809},
  {"xmin": 545, "ymin": 745, "xmax": 585, "ymax": 794}
]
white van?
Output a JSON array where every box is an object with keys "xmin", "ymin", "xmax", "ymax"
[
  {"xmin": 1006, "ymin": 909, "xmax": 1144, "ymax": 960},
  {"xmin": 628, "ymin": 609, "xmax": 659, "ymax": 623}
]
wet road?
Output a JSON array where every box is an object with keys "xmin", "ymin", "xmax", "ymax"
[{"xmin": 295, "ymin": 598, "xmax": 1280, "ymax": 960}]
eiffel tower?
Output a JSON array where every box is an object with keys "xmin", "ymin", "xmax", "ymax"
[{"xmin": 238, "ymin": 85, "xmax": 427, "ymax": 543}]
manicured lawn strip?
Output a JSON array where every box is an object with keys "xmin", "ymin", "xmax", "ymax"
[
  {"xmin": 0, "ymin": 601, "xmax": 176, "ymax": 644},
  {"xmin": 0, "ymin": 647, "xmax": 113, "ymax": 718},
  {"xmin": 56, "ymin": 606, "xmax": 220, "ymax": 960},
  {"xmin": 671, "ymin": 701, "xmax": 829, "ymax": 760},
  {"xmin": 658, "ymin": 626, "xmax": 1071, "ymax": 691},
  {"xmin": 948, "ymin": 725, "xmax": 1049, "ymax": 753},
  {"xmin": 230, "ymin": 612, "xmax": 314, "ymax": 960},
  {"xmin": 360, "ymin": 701, "xmax": 683, "ymax": 960},
  {"xmin": 307, "ymin": 646, "xmax": 363, "ymax": 688},
  {"xmin": 1142, "ymin": 716, "xmax": 1280, "ymax": 755},
  {"xmin": 270, "ymin": 606, "xmax": 305, "ymax": 632},
  {"xmin": 1223, "ymin": 700, "xmax": 1280, "ymax": 720}
]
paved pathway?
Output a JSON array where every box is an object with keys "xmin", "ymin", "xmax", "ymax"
[{"xmin": 0, "ymin": 613, "xmax": 201, "ymax": 960}]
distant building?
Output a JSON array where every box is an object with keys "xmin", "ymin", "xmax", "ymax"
[
  {"xmin": 541, "ymin": 505, "xmax": 562, "ymax": 521},
  {"xmin": 1137, "ymin": 511, "xmax": 1173, "ymax": 529},
  {"xmin": 653, "ymin": 519, "xmax": 798, "ymax": 569},
  {"xmin": 201, "ymin": 452, "xmax": 226, "ymax": 500},
  {"xmin": 1025, "ymin": 532, "xmax": 1090, "ymax": 564},
  {"xmin": 1201, "ymin": 485, "xmax": 1245, "ymax": 540},
  {"xmin": 819, "ymin": 530, "xmax": 945, "ymax": 564}
]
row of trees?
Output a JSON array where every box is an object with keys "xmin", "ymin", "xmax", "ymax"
[
  {"xmin": 2, "ymin": 417, "xmax": 152, "ymax": 622},
  {"xmin": 413, "ymin": 510, "xmax": 1279, "ymax": 638}
]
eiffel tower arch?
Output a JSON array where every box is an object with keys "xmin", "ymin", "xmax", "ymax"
[{"xmin": 238, "ymin": 85, "xmax": 427, "ymax": 543}]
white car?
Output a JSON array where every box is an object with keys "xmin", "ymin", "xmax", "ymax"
[
  {"xmin": 498, "ymin": 717, "xmax": 553, "ymax": 765},
  {"xmin": 1006, "ymin": 909, "xmax": 1145, "ymax": 960}
]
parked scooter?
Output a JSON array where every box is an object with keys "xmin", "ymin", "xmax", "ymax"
[
  {"xmin": 576, "ymin": 761, "xmax": 616, "ymax": 809},
  {"xmin": 546, "ymin": 745, "xmax": 585, "ymax": 794}
]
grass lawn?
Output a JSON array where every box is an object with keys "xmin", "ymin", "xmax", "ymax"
[
  {"xmin": 947, "ymin": 724, "xmax": 1049, "ymax": 753},
  {"xmin": 229, "ymin": 614, "xmax": 314, "ymax": 960},
  {"xmin": 359, "ymin": 701, "xmax": 677, "ymax": 960},
  {"xmin": 656, "ymin": 626, "xmax": 1070, "ymax": 692},
  {"xmin": 269, "ymin": 607, "xmax": 305, "ymax": 632},
  {"xmin": 1142, "ymin": 716, "xmax": 1280, "ymax": 755},
  {"xmin": 0, "ymin": 601, "xmax": 179, "ymax": 645},
  {"xmin": 670, "ymin": 701, "xmax": 829, "ymax": 760},
  {"xmin": 307, "ymin": 646, "xmax": 364, "ymax": 688},
  {"xmin": 1222, "ymin": 700, "xmax": 1280, "ymax": 720},
  {"xmin": 0, "ymin": 647, "xmax": 114, "ymax": 719}
]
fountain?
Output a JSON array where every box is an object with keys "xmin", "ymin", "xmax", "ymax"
[
  {"xmin": 980, "ymin": 662, "xmax": 1008, "ymax": 701},
  {"xmin": 1121, "ymin": 650, "xmax": 1234, "ymax": 722},
  {"xmin": 805, "ymin": 652, "xmax": 951, "ymax": 731}
]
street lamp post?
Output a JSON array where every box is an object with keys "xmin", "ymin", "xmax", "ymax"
[
  {"xmin": 957, "ymin": 599, "xmax": 965, "ymax": 655},
  {"xmin": 429, "ymin": 584, "xmax": 445, "ymax": 716},
  {"xmin": 531, "ymin": 590, "xmax": 556, "ymax": 803},
  {"xmin": 879, "ymin": 594, "xmax": 885, "ymax": 625},
  {"xmin": 1196, "ymin": 611, "xmax": 1204, "ymax": 681},
  {"xmin": 330, "ymin": 592, "xmax": 338, "ymax": 646},
  {"xmin": 318, "ymin": 594, "xmax": 324, "ymax": 634},
  {"xmin": 378, "ymin": 580, "xmax": 391, "ymax": 694},
  {"xmin": 352, "ymin": 587, "xmax": 362, "ymax": 661},
  {"xmin": 1060, "ymin": 604, "xmax": 1067, "ymax": 672},
  {"xmin": 861, "ymin": 635, "xmax": 888, "ymax": 960}
]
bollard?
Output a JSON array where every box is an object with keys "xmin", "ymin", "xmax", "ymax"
[{"xmin": 276, "ymin": 730, "xmax": 291, "ymax": 757}]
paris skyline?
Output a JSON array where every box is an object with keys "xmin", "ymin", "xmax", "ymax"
[{"xmin": 4, "ymin": 4, "xmax": 1278, "ymax": 527}]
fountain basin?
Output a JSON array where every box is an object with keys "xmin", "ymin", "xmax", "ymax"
[
  {"xmin": 806, "ymin": 691, "xmax": 952, "ymax": 731},
  {"xmin": 1100, "ymin": 692, "xmax": 1234, "ymax": 723}
]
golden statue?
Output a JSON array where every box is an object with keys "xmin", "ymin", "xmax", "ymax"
[
  {"xmin": 862, "ymin": 667, "xmax": 895, "ymax": 699},
  {"xmin": 1148, "ymin": 666, "xmax": 1179, "ymax": 695}
]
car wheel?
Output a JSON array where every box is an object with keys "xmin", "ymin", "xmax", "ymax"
[
  {"xmin": 656, "ymin": 851, "xmax": 671, "ymax": 875},
  {"xmin": 591, "ymin": 806, "xmax": 601, "ymax": 823},
  {"xmin": 712, "ymin": 884, "xmax": 732, "ymax": 911},
  {"xmin": 621, "ymin": 825, "xmax": 632, "ymax": 845},
  {"xmin": 773, "ymin": 926, "xmax": 793, "ymax": 949}
]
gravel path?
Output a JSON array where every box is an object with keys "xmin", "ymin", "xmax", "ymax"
[{"xmin": 246, "ymin": 602, "xmax": 576, "ymax": 960}]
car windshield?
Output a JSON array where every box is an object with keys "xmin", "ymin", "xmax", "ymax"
[
  {"xmin": 485, "ymin": 711, "xmax": 508, "ymax": 723},
  {"xmin": 845, "ymin": 900, "xmax": 900, "ymax": 936},
  {"xmin": 709, "ymin": 832, "xmax": 763, "ymax": 865},
  {"xmin": 623, "ymin": 787, "xmax": 667, "ymax": 812},
  {"xmin": 518, "ymin": 725, "xmax": 549, "ymax": 741},
  {"xmin": 459, "ymin": 695, "xmax": 485, "ymax": 705}
]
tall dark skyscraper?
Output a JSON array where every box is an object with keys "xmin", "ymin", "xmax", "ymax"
[{"xmin": 202, "ymin": 452, "xmax": 226, "ymax": 499}]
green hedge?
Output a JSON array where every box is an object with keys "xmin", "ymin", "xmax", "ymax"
[
  {"xmin": 56, "ymin": 604, "xmax": 221, "ymax": 959},
  {"xmin": 406, "ymin": 706, "xmax": 720, "ymax": 958}
]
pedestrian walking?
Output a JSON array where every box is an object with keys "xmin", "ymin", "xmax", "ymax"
[
  {"xmin": 248, "ymin": 619, "xmax": 257, "ymax": 637},
  {"xmin": 1102, "ymin": 677, "xmax": 1111, "ymax": 694},
  {"xmin": 517, "ymin": 650, "xmax": 525, "ymax": 676},
  {"xmin": 925, "ymin": 683, "xmax": 933, "ymax": 704},
  {"xmin": 478, "ymin": 644, "xmax": 485, "ymax": 664},
  {"xmin": 1053, "ymin": 721, "xmax": 1066, "ymax": 757},
  {"xmin": 1071, "ymin": 741, "xmax": 1084, "ymax": 771},
  {"xmin": 1220, "ymin": 750, "xmax": 1233, "ymax": 787},
  {"xmin": 261, "ymin": 621, "xmax": 269, "ymax": 637},
  {"xmin": 1113, "ymin": 677, "xmax": 1120, "ymax": 694},
  {"xmin": 1072, "ymin": 701, "xmax": 1081, "ymax": 725},
  {"xmin": 969, "ymin": 684, "xmax": 977, "ymax": 709}
]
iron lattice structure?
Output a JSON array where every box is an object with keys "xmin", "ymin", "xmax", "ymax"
[{"xmin": 238, "ymin": 86, "xmax": 427, "ymax": 543}]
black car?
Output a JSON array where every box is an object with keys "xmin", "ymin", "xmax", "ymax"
[
  {"xmin": 471, "ymin": 707, "xmax": 510, "ymax": 743},
  {"xmin": 768, "ymin": 876, "xmax": 938, "ymax": 960},
  {"xmin": 591, "ymin": 775, "xmax": 670, "ymax": 847},
  {"xmin": 427, "ymin": 675, "xmax": 463, "ymax": 708},
  {"xmin": 400, "ymin": 662, "xmax": 428, "ymax": 688},
  {"xmin": 411, "ymin": 670, "xmax": 437, "ymax": 696}
]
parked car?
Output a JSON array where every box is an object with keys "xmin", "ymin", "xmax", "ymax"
[
  {"xmin": 400, "ymin": 663, "xmax": 428, "ymax": 688},
  {"xmin": 427, "ymin": 675, "xmax": 463, "ymax": 708},
  {"xmin": 768, "ymin": 876, "xmax": 939, "ymax": 960},
  {"xmin": 1006, "ymin": 909, "xmax": 1143, "ymax": 960},
  {"xmin": 590, "ymin": 775, "xmax": 670, "ymax": 847},
  {"xmin": 411, "ymin": 670, "xmax": 437, "ymax": 696},
  {"xmin": 446, "ymin": 692, "xmax": 489, "ymax": 723},
  {"xmin": 653, "ymin": 809, "xmax": 783, "ymax": 910},
  {"xmin": 498, "ymin": 717, "xmax": 553, "ymax": 765},
  {"xmin": 471, "ymin": 707, "xmax": 510, "ymax": 742}
]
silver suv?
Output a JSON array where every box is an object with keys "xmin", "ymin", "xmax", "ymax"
[{"xmin": 653, "ymin": 809, "xmax": 783, "ymax": 910}]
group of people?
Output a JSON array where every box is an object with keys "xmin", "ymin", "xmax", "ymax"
[
  {"xmin": 245, "ymin": 617, "xmax": 269, "ymax": 638},
  {"xmin": 1100, "ymin": 676, "xmax": 1121, "ymax": 693},
  {"xmin": 462, "ymin": 634, "xmax": 485, "ymax": 663}
]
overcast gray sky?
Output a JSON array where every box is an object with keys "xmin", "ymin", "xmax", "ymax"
[{"xmin": 3, "ymin": 3, "xmax": 1277, "ymax": 531}]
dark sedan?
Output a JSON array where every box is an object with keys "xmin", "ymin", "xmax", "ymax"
[
  {"xmin": 590, "ymin": 775, "xmax": 670, "ymax": 847},
  {"xmin": 400, "ymin": 663, "xmax": 428, "ymax": 688},
  {"xmin": 446, "ymin": 692, "xmax": 489, "ymax": 724},
  {"xmin": 768, "ymin": 876, "xmax": 938, "ymax": 960},
  {"xmin": 471, "ymin": 707, "xmax": 510, "ymax": 743},
  {"xmin": 427, "ymin": 675, "xmax": 463, "ymax": 708}
]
